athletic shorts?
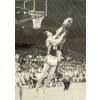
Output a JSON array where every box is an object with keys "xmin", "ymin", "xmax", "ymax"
[{"xmin": 45, "ymin": 55, "xmax": 57, "ymax": 66}]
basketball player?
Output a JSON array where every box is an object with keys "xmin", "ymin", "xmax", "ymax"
[
  {"xmin": 16, "ymin": 73, "xmax": 23, "ymax": 100},
  {"xmin": 35, "ymin": 17, "xmax": 73, "ymax": 94},
  {"xmin": 15, "ymin": 54, "xmax": 23, "ymax": 100}
]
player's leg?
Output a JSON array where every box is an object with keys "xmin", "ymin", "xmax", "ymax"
[
  {"xmin": 19, "ymin": 85, "xmax": 23, "ymax": 100},
  {"xmin": 17, "ymin": 82, "xmax": 23, "ymax": 100},
  {"xmin": 62, "ymin": 79, "xmax": 71, "ymax": 91},
  {"xmin": 16, "ymin": 75, "xmax": 23, "ymax": 100},
  {"xmin": 44, "ymin": 66, "xmax": 56, "ymax": 88},
  {"xmin": 35, "ymin": 63, "xmax": 50, "ymax": 93},
  {"xmin": 64, "ymin": 83, "xmax": 68, "ymax": 91},
  {"xmin": 66, "ymin": 80, "xmax": 70, "ymax": 90},
  {"xmin": 42, "ymin": 66, "xmax": 56, "ymax": 96}
]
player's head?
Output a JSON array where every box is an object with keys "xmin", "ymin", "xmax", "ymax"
[
  {"xmin": 63, "ymin": 17, "xmax": 73, "ymax": 27},
  {"xmin": 43, "ymin": 31, "xmax": 53, "ymax": 37}
]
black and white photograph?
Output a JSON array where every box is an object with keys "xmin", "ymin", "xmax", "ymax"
[{"xmin": 15, "ymin": 0, "xmax": 86, "ymax": 100}]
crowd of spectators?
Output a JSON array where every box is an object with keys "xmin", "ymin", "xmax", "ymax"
[{"xmin": 15, "ymin": 47, "xmax": 86, "ymax": 87}]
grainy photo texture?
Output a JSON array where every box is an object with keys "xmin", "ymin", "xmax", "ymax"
[{"xmin": 15, "ymin": 0, "xmax": 86, "ymax": 100}]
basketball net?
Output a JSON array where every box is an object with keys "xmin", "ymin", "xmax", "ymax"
[{"xmin": 32, "ymin": 16, "xmax": 44, "ymax": 29}]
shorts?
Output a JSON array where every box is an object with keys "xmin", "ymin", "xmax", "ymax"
[{"xmin": 45, "ymin": 55, "xmax": 57, "ymax": 66}]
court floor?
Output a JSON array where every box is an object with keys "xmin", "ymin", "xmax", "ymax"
[{"xmin": 16, "ymin": 83, "xmax": 86, "ymax": 100}]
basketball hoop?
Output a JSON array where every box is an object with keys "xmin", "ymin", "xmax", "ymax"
[
  {"xmin": 32, "ymin": 15, "xmax": 44, "ymax": 29},
  {"xmin": 29, "ymin": 11, "xmax": 45, "ymax": 29},
  {"xmin": 28, "ymin": 0, "xmax": 47, "ymax": 29}
]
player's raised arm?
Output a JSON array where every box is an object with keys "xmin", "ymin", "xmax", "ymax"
[{"xmin": 54, "ymin": 17, "xmax": 73, "ymax": 39}]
